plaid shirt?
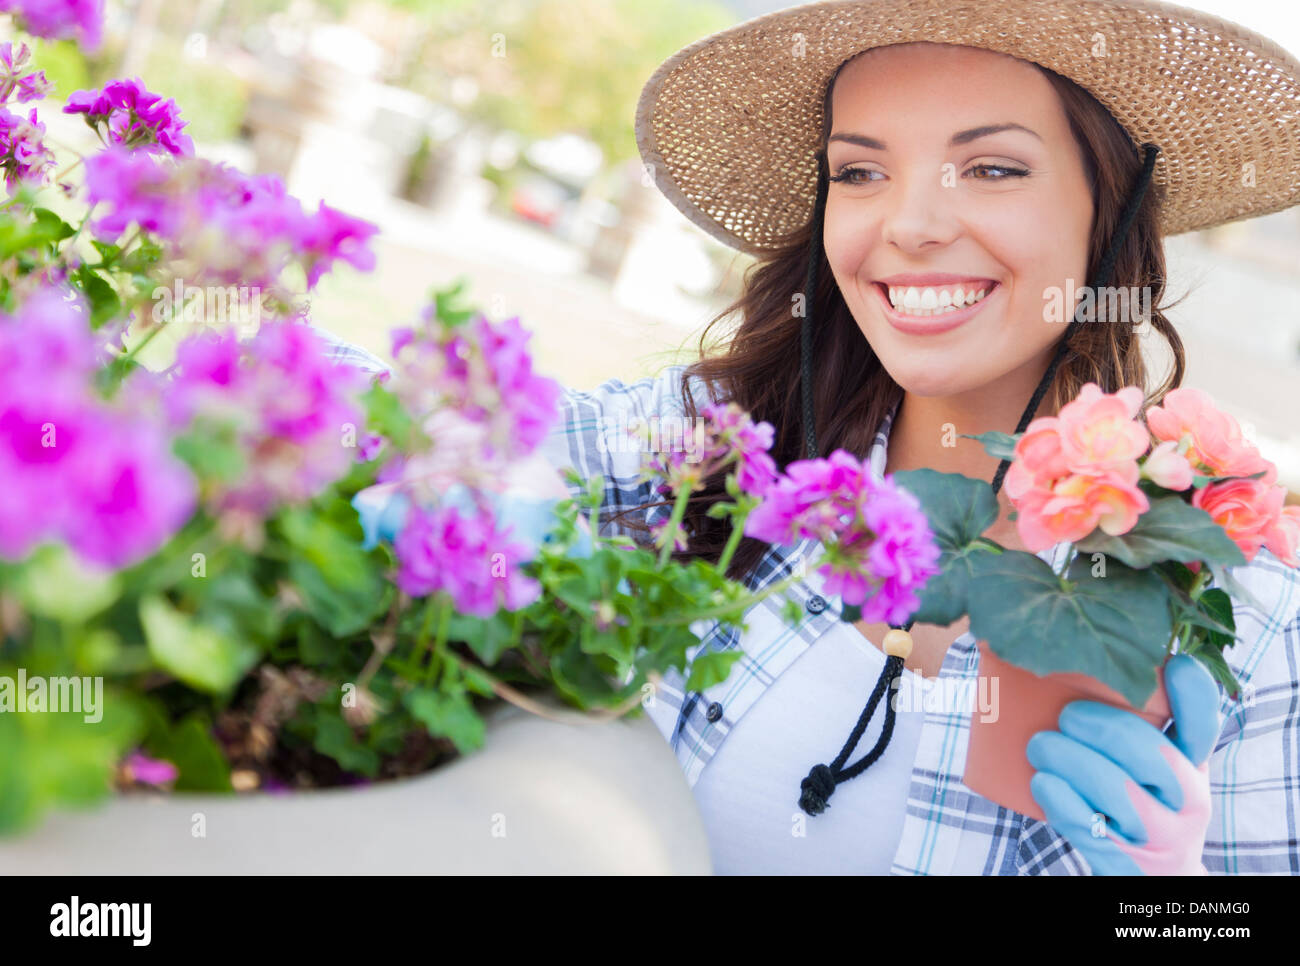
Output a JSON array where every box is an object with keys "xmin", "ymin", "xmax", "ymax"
[{"xmin": 316, "ymin": 327, "xmax": 1300, "ymax": 875}]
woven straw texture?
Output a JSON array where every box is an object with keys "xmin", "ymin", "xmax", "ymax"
[{"xmin": 635, "ymin": 0, "xmax": 1300, "ymax": 253}]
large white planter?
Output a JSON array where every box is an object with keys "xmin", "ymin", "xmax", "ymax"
[{"xmin": 0, "ymin": 702, "xmax": 712, "ymax": 874}]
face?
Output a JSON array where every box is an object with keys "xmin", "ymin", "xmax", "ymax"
[{"xmin": 822, "ymin": 42, "xmax": 1094, "ymax": 400}]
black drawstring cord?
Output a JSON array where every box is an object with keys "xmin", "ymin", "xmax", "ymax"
[{"xmin": 796, "ymin": 142, "xmax": 1162, "ymax": 817}]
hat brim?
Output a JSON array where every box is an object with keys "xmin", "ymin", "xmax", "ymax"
[{"xmin": 635, "ymin": 0, "xmax": 1300, "ymax": 253}]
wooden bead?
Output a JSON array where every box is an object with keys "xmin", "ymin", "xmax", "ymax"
[{"xmin": 882, "ymin": 628, "xmax": 913, "ymax": 659}]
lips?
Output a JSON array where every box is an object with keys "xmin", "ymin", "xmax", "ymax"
[{"xmin": 871, "ymin": 279, "xmax": 1000, "ymax": 336}]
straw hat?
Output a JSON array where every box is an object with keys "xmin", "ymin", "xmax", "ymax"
[{"xmin": 635, "ymin": 0, "xmax": 1300, "ymax": 254}]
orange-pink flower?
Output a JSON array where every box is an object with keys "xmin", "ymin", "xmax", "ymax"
[
  {"xmin": 1004, "ymin": 383, "xmax": 1149, "ymax": 551},
  {"xmin": 1146, "ymin": 387, "xmax": 1274, "ymax": 483},
  {"xmin": 1140, "ymin": 439, "xmax": 1194, "ymax": 491},
  {"xmin": 1192, "ymin": 477, "xmax": 1286, "ymax": 563},
  {"xmin": 1264, "ymin": 505, "xmax": 1300, "ymax": 568}
]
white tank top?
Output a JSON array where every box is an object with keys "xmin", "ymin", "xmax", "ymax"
[{"xmin": 691, "ymin": 619, "xmax": 926, "ymax": 874}]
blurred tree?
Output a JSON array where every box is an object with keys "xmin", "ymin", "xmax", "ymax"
[{"xmin": 396, "ymin": 0, "xmax": 734, "ymax": 164}]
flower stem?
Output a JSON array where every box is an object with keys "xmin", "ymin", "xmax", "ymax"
[
  {"xmin": 715, "ymin": 505, "xmax": 749, "ymax": 576},
  {"xmin": 656, "ymin": 485, "xmax": 693, "ymax": 567},
  {"xmin": 643, "ymin": 572, "xmax": 802, "ymax": 627}
]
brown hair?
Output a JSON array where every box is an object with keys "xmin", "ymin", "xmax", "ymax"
[{"xmin": 608, "ymin": 51, "xmax": 1186, "ymax": 589}]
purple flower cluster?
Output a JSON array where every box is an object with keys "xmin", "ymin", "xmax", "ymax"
[
  {"xmin": 393, "ymin": 501, "xmax": 540, "ymax": 617},
  {"xmin": 745, "ymin": 449, "xmax": 940, "ymax": 624},
  {"xmin": 162, "ymin": 321, "xmax": 371, "ymax": 515},
  {"xmin": 0, "ymin": 102, "xmax": 53, "ymax": 193},
  {"xmin": 391, "ymin": 310, "xmax": 561, "ymax": 466},
  {"xmin": 0, "ymin": 43, "xmax": 51, "ymax": 104},
  {"xmin": 84, "ymin": 148, "xmax": 378, "ymax": 291},
  {"xmin": 643, "ymin": 399, "xmax": 778, "ymax": 499},
  {"xmin": 64, "ymin": 78, "xmax": 194, "ymax": 157},
  {"xmin": 0, "ymin": 0, "xmax": 103, "ymax": 52},
  {"xmin": 0, "ymin": 286, "xmax": 197, "ymax": 569}
]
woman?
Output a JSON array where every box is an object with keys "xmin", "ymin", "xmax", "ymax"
[{"xmin": 539, "ymin": 0, "xmax": 1300, "ymax": 874}]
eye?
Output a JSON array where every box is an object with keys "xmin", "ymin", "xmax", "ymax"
[
  {"xmin": 828, "ymin": 165, "xmax": 880, "ymax": 186},
  {"xmin": 965, "ymin": 163, "xmax": 1029, "ymax": 180}
]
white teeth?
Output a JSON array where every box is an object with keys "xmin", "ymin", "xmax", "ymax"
[{"xmin": 885, "ymin": 284, "xmax": 991, "ymax": 316}]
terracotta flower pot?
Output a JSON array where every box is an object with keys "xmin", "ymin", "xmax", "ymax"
[{"xmin": 963, "ymin": 639, "xmax": 1172, "ymax": 822}]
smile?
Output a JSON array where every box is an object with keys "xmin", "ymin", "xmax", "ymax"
[{"xmin": 872, "ymin": 280, "xmax": 1000, "ymax": 335}]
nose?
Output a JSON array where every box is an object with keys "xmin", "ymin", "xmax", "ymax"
[{"xmin": 878, "ymin": 166, "xmax": 962, "ymax": 253}]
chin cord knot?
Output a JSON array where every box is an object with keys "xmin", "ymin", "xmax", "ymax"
[{"xmin": 799, "ymin": 763, "xmax": 838, "ymax": 815}]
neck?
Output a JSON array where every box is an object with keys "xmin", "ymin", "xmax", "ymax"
[{"xmin": 883, "ymin": 349, "xmax": 1060, "ymax": 484}]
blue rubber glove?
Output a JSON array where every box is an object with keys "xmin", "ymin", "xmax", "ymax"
[{"xmin": 1026, "ymin": 655, "xmax": 1223, "ymax": 875}]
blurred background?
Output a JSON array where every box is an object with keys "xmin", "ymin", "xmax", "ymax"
[{"xmin": 23, "ymin": 0, "xmax": 1300, "ymax": 493}]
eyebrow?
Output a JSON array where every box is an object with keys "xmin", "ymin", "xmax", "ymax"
[{"xmin": 827, "ymin": 123, "xmax": 1043, "ymax": 151}]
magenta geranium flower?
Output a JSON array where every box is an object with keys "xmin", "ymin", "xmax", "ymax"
[
  {"xmin": 65, "ymin": 77, "xmax": 194, "ymax": 156},
  {"xmin": 165, "ymin": 321, "xmax": 370, "ymax": 515},
  {"xmin": 393, "ymin": 501, "xmax": 541, "ymax": 617},
  {"xmin": 0, "ymin": 42, "xmax": 51, "ymax": 104},
  {"xmin": 0, "ymin": 286, "xmax": 197, "ymax": 568},
  {"xmin": 0, "ymin": 0, "xmax": 104, "ymax": 52},
  {"xmin": 745, "ymin": 449, "xmax": 940, "ymax": 624},
  {"xmin": 0, "ymin": 103, "xmax": 54, "ymax": 192}
]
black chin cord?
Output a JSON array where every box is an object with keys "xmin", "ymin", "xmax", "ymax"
[{"xmin": 795, "ymin": 142, "xmax": 1160, "ymax": 816}]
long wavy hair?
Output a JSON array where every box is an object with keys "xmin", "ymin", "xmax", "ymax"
[{"xmin": 610, "ymin": 53, "xmax": 1186, "ymax": 590}]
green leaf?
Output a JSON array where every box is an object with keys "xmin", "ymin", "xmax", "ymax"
[
  {"xmin": 685, "ymin": 648, "xmax": 744, "ymax": 691},
  {"xmin": 278, "ymin": 506, "xmax": 389, "ymax": 637},
  {"xmin": 72, "ymin": 265, "xmax": 122, "ymax": 330},
  {"xmin": 966, "ymin": 550, "xmax": 1173, "ymax": 708},
  {"xmin": 893, "ymin": 469, "xmax": 1000, "ymax": 625},
  {"xmin": 1207, "ymin": 561, "xmax": 1271, "ymax": 614},
  {"xmin": 139, "ymin": 594, "xmax": 260, "ymax": 695},
  {"xmin": 402, "ymin": 688, "xmax": 485, "ymax": 753},
  {"xmin": 959, "ymin": 431, "xmax": 1019, "ymax": 462},
  {"xmin": 311, "ymin": 709, "xmax": 380, "ymax": 775},
  {"xmin": 31, "ymin": 207, "xmax": 75, "ymax": 243},
  {"xmin": 16, "ymin": 543, "xmax": 122, "ymax": 622},
  {"xmin": 144, "ymin": 712, "xmax": 232, "ymax": 792},
  {"xmin": 1075, "ymin": 496, "xmax": 1246, "ymax": 571},
  {"xmin": 1187, "ymin": 646, "xmax": 1242, "ymax": 701}
]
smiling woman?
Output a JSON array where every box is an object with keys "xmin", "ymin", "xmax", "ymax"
[{"xmin": 585, "ymin": 0, "xmax": 1300, "ymax": 875}]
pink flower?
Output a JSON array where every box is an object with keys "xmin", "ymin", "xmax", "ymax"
[
  {"xmin": 0, "ymin": 42, "xmax": 52, "ymax": 104},
  {"xmin": 745, "ymin": 450, "xmax": 940, "ymax": 623},
  {"xmin": 1013, "ymin": 470, "xmax": 1150, "ymax": 551},
  {"xmin": 1004, "ymin": 383, "xmax": 1152, "ymax": 551},
  {"xmin": 65, "ymin": 77, "xmax": 194, "ymax": 156},
  {"xmin": 0, "ymin": 103, "xmax": 54, "ymax": 191},
  {"xmin": 1264, "ymin": 505, "xmax": 1300, "ymax": 568},
  {"xmin": 393, "ymin": 502, "xmax": 540, "ymax": 616},
  {"xmin": 1146, "ymin": 387, "xmax": 1273, "ymax": 482},
  {"xmin": 0, "ymin": 0, "xmax": 104, "ymax": 52},
  {"xmin": 165, "ymin": 322, "xmax": 368, "ymax": 514},
  {"xmin": 1140, "ymin": 439, "xmax": 1195, "ymax": 491},
  {"xmin": 1055, "ymin": 383, "xmax": 1149, "ymax": 475},
  {"xmin": 0, "ymin": 286, "xmax": 196, "ymax": 568},
  {"xmin": 1194, "ymin": 477, "xmax": 1287, "ymax": 564},
  {"xmin": 123, "ymin": 751, "xmax": 178, "ymax": 786},
  {"xmin": 299, "ymin": 203, "xmax": 379, "ymax": 287}
]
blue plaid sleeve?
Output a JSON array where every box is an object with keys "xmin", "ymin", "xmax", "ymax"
[
  {"xmin": 537, "ymin": 364, "xmax": 711, "ymax": 544},
  {"xmin": 310, "ymin": 325, "xmax": 393, "ymax": 378},
  {"xmin": 1201, "ymin": 551, "xmax": 1300, "ymax": 874}
]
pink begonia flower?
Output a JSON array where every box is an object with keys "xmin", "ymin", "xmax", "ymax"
[
  {"xmin": 0, "ymin": 42, "xmax": 52, "ymax": 104},
  {"xmin": 1193, "ymin": 477, "xmax": 1287, "ymax": 564},
  {"xmin": 1055, "ymin": 383, "xmax": 1149, "ymax": 476},
  {"xmin": 1140, "ymin": 439, "xmax": 1195, "ymax": 491},
  {"xmin": 1003, "ymin": 383, "xmax": 1151, "ymax": 552},
  {"xmin": 0, "ymin": 0, "xmax": 104, "ymax": 52},
  {"xmin": 1146, "ymin": 386, "xmax": 1274, "ymax": 482},
  {"xmin": 1263, "ymin": 505, "xmax": 1300, "ymax": 568},
  {"xmin": 64, "ymin": 77, "xmax": 194, "ymax": 156}
]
